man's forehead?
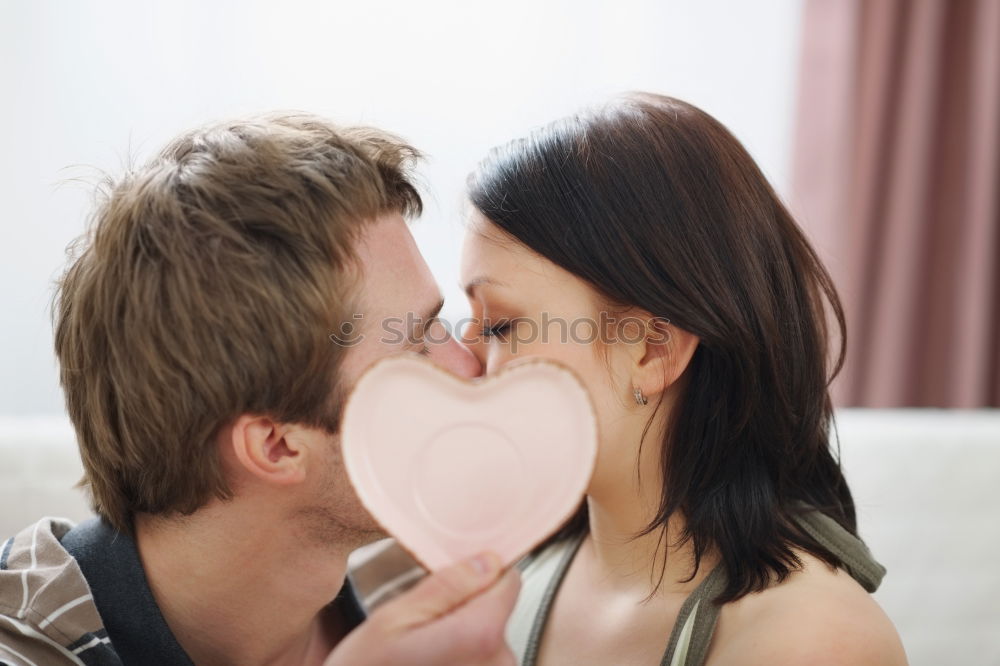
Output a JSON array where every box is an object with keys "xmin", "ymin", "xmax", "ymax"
[
  {"xmin": 354, "ymin": 213, "xmax": 439, "ymax": 318},
  {"xmin": 355, "ymin": 213, "xmax": 417, "ymax": 265}
]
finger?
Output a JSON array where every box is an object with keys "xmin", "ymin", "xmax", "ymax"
[
  {"xmin": 416, "ymin": 567, "xmax": 522, "ymax": 659},
  {"xmin": 375, "ymin": 551, "xmax": 504, "ymax": 632}
]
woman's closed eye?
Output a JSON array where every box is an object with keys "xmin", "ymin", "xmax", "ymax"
[{"xmin": 480, "ymin": 319, "xmax": 511, "ymax": 339}]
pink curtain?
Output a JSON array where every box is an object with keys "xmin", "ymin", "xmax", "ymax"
[{"xmin": 791, "ymin": 0, "xmax": 1000, "ymax": 407}]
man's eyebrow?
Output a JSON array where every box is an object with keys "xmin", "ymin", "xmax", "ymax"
[
  {"xmin": 417, "ymin": 298, "xmax": 445, "ymax": 334},
  {"xmin": 411, "ymin": 298, "xmax": 444, "ymax": 342},
  {"xmin": 463, "ymin": 276, "xmax": 506, "ymax": 298}
]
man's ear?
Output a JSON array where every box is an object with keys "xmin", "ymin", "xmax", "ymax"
[
  {"xmin": 227, "ymin": 414, "xmax": 308, "ymax": 486},
  {"xmin": 632, "ymin": 318, "xmax": 699, "ymax": 400}
]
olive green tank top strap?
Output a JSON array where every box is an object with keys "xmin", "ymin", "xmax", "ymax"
[
  {"xmin": 794, "ymin": 507, "xmax": 885, "ymax": 592},
  {"xmin": 660, "ymin": 563, "xmax": 727, "ymax": 666},
  {"xmin": 519, "ymin": 530, "xmax": 587, "ymax": 666}
]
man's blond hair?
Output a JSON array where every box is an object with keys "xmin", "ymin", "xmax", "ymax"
[{"xmin": 54, "ymin": 114, "xmax": 421, "ymax": 532}]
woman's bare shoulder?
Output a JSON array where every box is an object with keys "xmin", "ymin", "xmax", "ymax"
[{"xmin": 707, "ymin": 552, "xmax": 907, "ymax": 666}]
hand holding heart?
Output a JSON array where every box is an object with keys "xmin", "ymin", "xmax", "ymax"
[
  {"xmin": 325, "ymin": 551, "xmax": 521, "ymax": 666},
  {"xmin": 340, "ymin": 354, "xmax": 598, "ymax": 571}
]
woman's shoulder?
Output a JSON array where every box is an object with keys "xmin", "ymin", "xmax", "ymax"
[{"xmin": 708, "ymin": 552, "xmax": 908, "ymax": 666}]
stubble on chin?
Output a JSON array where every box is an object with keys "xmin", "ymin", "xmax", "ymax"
[
  {"xmin": 292, "ymin": 501, "xmax": 386, "ymax": 552},
  {"xmin": 294, "ymin": 457, "xmax": 387, "ymax": 551}
]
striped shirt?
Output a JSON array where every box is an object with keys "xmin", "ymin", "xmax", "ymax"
[{"xmin": 0, "ymin": 517, "xmax": 366, "ymax": 665}]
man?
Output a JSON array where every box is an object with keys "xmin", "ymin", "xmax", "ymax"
[{"xmin": 0, "ymin": 114, "xmax": 519, "ymax": 665}]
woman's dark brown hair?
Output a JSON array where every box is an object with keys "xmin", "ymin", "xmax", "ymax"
[{"xmin": 467, "ymin": 93, "xmax": 854, "ymax": 604}]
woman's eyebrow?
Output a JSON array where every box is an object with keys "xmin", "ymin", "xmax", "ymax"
[{"xmin": 462, "ymin": 276, "xmax": 507, "ymax": 298}]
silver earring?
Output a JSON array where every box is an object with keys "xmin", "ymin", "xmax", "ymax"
[{"xmin": 633, "ymin": 387, "xmax": 648, "ymax": 406}]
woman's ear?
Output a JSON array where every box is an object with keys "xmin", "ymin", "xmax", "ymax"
[
  {"xmin": 632, "ymin": 318, "xmax": 699, "ymax": 400},
  {"xmin": 226, "ymin": 414, "xmax": 308, "ymax": 486}
]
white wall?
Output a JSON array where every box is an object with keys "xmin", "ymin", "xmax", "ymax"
[{"xmin": 0, "ymin": 0, "xmax": 804, "ymax": 415}]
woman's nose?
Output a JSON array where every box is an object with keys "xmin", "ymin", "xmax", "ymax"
[
  {"xmin": 429, "ymin": 334, "xmax": 482, "ymax": 379},
  {"xmin": 459, "ymin": 320, "xmax": 488, "ymax": 370}
]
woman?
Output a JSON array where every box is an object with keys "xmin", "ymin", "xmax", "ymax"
[{"xmin": 459, "ymin": 93, "xmax": 906, "ymax": 665}]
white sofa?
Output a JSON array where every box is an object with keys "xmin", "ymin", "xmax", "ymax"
[{"xmin": 1, "ymin": 410, "xmax": 997, "ymax": 665}]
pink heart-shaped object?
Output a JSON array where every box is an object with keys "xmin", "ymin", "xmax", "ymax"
[{"xmin": 340, "ymin": 354, "xmax": 597, "ymax": 571}]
